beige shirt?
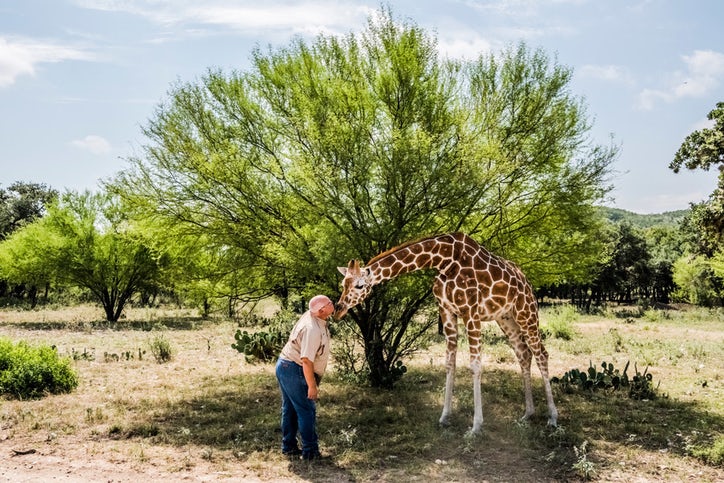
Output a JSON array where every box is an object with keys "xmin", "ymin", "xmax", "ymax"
[{"xmin": 280, "ymin": 311, "xmax": 330, "ymax": 376}]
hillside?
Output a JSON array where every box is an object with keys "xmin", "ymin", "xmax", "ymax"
[{"xmin": 598, "ymin": 206, "xmax": 689, "ymax": 228}]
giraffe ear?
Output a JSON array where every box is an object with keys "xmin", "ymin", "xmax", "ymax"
[{"xmin": 337, "ymin": 267, "xmax": 348, "ymax": 276}]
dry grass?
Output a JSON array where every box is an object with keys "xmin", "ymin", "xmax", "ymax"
[{"xmin": 0, "ymin": 303, "xmax": 722, "ymax": 482}]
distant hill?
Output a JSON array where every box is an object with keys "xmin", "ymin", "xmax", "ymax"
[{"xmin": 597, "ymin": 206, "xmax": 689, "ymax": 228}]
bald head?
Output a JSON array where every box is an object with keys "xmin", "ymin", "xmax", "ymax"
[{"xmin": 309, "ymin": 295, "xmax": 334, "ymax": 319}]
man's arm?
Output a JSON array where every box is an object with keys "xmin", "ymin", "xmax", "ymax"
[{"xmin": 301, "ymin": 357, "xmax": 318, "ymax": 401}]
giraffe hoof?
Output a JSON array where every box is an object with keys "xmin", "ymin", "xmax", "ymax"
[
  {"xmin": 438, "ymin": 416, "xmax": 451, "ymax": 428},
  {"xmin": 547, "ymin": 417, "xmax": 558, "ymax": 427}
]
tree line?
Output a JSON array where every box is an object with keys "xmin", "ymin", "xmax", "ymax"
[{"xmin": 1, "ymin": 8, "xmax": 722, "ymax": 386}]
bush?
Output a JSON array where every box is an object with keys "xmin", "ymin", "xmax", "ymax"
[
  {"xmin": 0, "ymin": 338, "xmax": 78, "ymax": 399},
  {"xmin": 541, "ymin": 305, "xmax": 577, "ymax": 340},
  {"xmin": 148, "ymin": 334, "xmax": 173, "ymax": 363}
]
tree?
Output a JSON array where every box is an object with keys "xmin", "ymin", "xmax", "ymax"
[
  {"xmin": 113, "ymin": 8, "xmax": 615, "ymax": 386},
  {"xmin": 0, "ymin": 182, "xmax": 57, "ymax": 240},
  {"xmin": 0, "ymin": 216, "xmax": 62, "ymax": 307},
  {"xmin": 0, "ymin": 191, "xmax": 169, "ymax": 321},
  {"xmin": 672, "ymin": 255, "xmax": 722, "ymax": 306},
  {"xmin": 670, "ymin": 102, "xmax": 724, "ymax": 174},
  {"xmin": 671, "ymin": 102, "xmax": 724, "ymax": 254},
  {"xmin": 0, "ymin": 181, "xmax": 58, "ymax": 298}
]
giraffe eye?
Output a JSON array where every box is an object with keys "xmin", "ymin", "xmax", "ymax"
[{"xmin": 355, "ymin": 280, "xmax": 365, "ymax": 289}]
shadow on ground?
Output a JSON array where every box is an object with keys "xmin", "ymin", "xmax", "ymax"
[{"xmin": 110, "ymin": 366, "xmax": 723, "ymax": 481}]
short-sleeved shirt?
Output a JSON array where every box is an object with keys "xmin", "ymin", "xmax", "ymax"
[{"xmin": 280, "ymin": 311, "xmax": 330, "ymax": 376}]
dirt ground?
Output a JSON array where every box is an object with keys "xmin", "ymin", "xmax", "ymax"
[{"xmin": 1, "ymin": 306, "xmax": 722, "ymax": 482}]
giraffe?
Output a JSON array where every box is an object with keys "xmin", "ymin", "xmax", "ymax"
[{"xmin": 333, "ymin": 232, "xmax": 558, "ymax": 433}]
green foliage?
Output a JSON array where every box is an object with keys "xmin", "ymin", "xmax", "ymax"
[
  {"xmin": 670, "ymin": 101, "xmax": 724, "ymax": 174},
  {"xmin": 0, "ymin": 181, "xmax": 57, "ymax": 240},
  {"xmin": 671, "ymin": 101, "xmax": 724, "ymax": 274},
  {"xmin": 689, "ymin": 435, "xmax": 724, "ymax": 466},
  {"xmin": 599, "ymin": 207, "xmax": 688, "ymax": 229},
  {"xmin": 551, "ymin": 360, "xmax": 658, "ymax": 400},
  {"xmin": 113, "ymin": 7, "xmax": 615, "ymax": 386},
  {"xmin": 541, "ymin": 305, "xmax": 577, "ymax": 340},
  {"xmin": 232, "ymin": 329, "xmax": 285, "ymax": 363},
  {"xmin": 0, "ymin": 337, "xmax": 78, "ymax": 399},
  {"xmin": 672, "ymin": 255, "xmax": 722, "ymax": 306},
  {"xmin": 572, "ymin": 440, "xmax": 596, "ymax": 480},
  {"xmin": 0, "ymin": 191, "xmax": 172, "ymax": 321},
  {"xmin": 148, "ymin": 334, "xmax": 173, "ymax": 363}
]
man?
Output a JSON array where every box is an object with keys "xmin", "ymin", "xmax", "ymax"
[{"xmin": 275, "ymin": 294, "xmax": 334, "ymax": 461}]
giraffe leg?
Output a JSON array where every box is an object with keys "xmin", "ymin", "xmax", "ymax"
[
  {"xmin": 534, "ymin": 342, "xmax": 558, "ymax": 426},
  {"xmin": 518, "ymin": 344, "xmax": 535, "ymax": 420},
  {"xmin": 470, "ymin": 347, "xmax": 483, "ymax": 434},
  {"xmin": 497, "ymin": 314, "xmax": 535, "ymax": 420},
  {"xmin": 438, "ymin": 307, "xmax": 457, "ymax": 427},
  {"xmin": 520, "ymin": 314, "xmax": 558, "ymax": 426}
]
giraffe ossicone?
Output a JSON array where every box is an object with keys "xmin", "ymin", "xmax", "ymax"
[{"xmin": 334, "ymin": 232, "xmax": 558, "ymax": 433}]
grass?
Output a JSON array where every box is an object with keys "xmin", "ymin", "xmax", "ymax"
[{"xmin": 0, "ymin": 303, "xmax": 722, "ymax": 481}]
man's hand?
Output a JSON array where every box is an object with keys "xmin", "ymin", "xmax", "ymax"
[{"xmin": 301, "ymin": 358, "xmax": 318, "ymax": 401}]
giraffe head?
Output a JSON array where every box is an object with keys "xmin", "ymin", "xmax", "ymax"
[{"xmin": 333, "ymin": 259, "xmax": 373, "ymax": 320}]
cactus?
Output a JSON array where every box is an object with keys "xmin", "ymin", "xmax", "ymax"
[
  {"xmin": 232, "ymin": 329, "xmax": 285, "ymax": 363},
  {"xmin": 551, "ymin": 360, "xmax": 657, "ymax": 400}
]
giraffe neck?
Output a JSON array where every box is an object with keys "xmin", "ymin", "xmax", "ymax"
[{"xmin": 366, "ymin": 234, "xmax": 459, "ymax": 284}]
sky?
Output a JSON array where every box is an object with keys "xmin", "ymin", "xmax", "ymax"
[{"xmin": 1, "ymin": 1, "xmax": 723, "ymax": 214}]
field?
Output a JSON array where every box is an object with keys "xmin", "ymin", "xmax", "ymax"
[{"xmin": 0, "ymin": 303, "xmax": 722, "ymax": 482}]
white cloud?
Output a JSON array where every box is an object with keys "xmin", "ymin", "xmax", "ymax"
[
  {"xmin": 578, "ymin": 64, "xmax": 634, "ymax": 85},
  {"xmin": 435, "ymin": 26, "xmax": 495, "ymax": 61},
  {"xmin": 637, "ymin": 50, "xmax": 724, "ymax": 110},
  {"xmin": 71, "ymin": 135, "xmax": 112, "ymax": 155},
  {"xmin": 0, "ymin": 36, "xmax": 93, "ymax": 88},
  {"xmin": 74, "ymin": 0, "xmax": 374, "ymax": 35}
]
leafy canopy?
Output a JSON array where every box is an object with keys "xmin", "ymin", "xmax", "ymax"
[{"xmin": 113, "ymin": 8, "xmax": 616, "ymax": 385}]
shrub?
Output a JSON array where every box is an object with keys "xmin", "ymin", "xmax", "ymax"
[
  {"xmin": 149, "ymin": 334, "xmax": 173, "ymax": 363},
  {"xmin": 0, "ymin": 337, "xmax": 78, "ymax": 399},
  {"xmin": 541, "ymin": 305, "xmax": 577, "ymax": 340}
]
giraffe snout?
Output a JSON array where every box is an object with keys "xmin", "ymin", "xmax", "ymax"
[{"xmin": 332, "ymin": 302, "xmax": 348, "ymax": 320}]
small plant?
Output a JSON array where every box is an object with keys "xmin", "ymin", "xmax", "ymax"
[
  {"xmin": 232, "ymin": 329, "xmax": 284, "ymax": 363},
  {"xmin": 149, "ymin": 334, "xmax": 173, "ymax": 363},
  {"xmin": 572, "ymin": 440, "xmax": 596, "ymax": 479},
  {"xmin": 71, "ymin": 347, "xmax": 95, "ymax": 361},
  {"xmin": 628, "ymin": 363, "xmax": 657, "ymax": 400},
  {"xmin": 0, "ymin": 337, "xmax": 79, "ymax": 399}
]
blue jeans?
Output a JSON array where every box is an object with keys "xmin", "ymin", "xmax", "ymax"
[{"xmin": 275, "ymin": 358, "xmax": 318, "ymax": 455}]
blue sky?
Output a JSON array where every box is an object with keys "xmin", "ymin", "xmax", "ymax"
[{"xmin": 1, "ymin": 0, "xmax": 722, "ymax": 214}]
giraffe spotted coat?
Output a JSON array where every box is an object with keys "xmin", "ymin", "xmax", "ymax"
[{"xmin": 334, "ymin": 232, "xmax": 558, "ymax": 433}]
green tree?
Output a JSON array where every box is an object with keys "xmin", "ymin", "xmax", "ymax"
[
  {"xmin": 672, "ymin": 255, "xmax": 722, "ymax": 306},
  {"xmin": 0, "ymin": 181, "xmax": 57, "ymax": 240},
  {"xmin": 0, "ymin": 216, "xmax": 62, "ymax": 307},
  {"xmin": 113, "ymin": 9, "xmax": 615, "ymax": 386},
  {"xmin": 671, "ymin": 101, "xmax": 724, "ymax": 255},
  {"xmin": 0, "ymin": 181, "xmax": 58, "ymax": 299},
  {"xmin": 670, "ymin": 102, "xmax": 724, "ymax": 173},
  {"xmin": 0, "ymin": 191, "xmax": 169, "ymax": 321}
]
